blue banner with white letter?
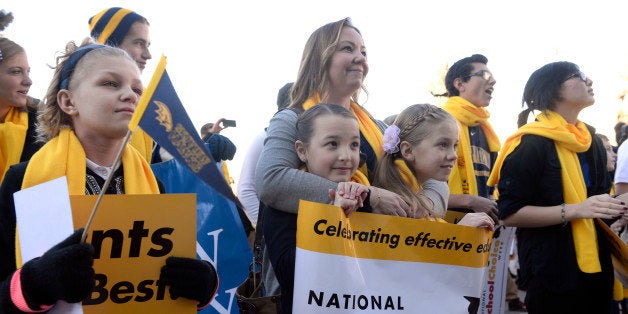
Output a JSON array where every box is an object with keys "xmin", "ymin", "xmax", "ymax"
[{"xmin": 152, "ymin": 159, "xmax": 252, "ymax": 313}]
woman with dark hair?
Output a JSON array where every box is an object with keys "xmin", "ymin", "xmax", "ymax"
[{"xmin": 488, "ymin": 61, "xmax": 625, "ymax": 313}]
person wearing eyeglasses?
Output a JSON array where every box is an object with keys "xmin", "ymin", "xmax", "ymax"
[
  {"xmin": 441, "ymin": 54, "xmax": 501, "ymax": 224},
  {"xmin": 487, "ymin": 62, "xmax": 625, "ymax": 313},
  {"xmin": 441, "ymin": 54, "xmax": 528, "ymax": 312}
]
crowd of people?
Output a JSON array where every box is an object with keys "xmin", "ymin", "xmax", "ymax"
[{"xmin": 0, "ymin": 6, "xmax": 627, "ymax": 314}]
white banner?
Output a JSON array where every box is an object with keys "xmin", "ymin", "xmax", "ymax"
[
  {"xmin": 294, "ymin": 200, "xmax": 493, "ymax": 313},
  {"xmin": 479, "ymin": 226, "xmax": 516, "ymax": 314}
]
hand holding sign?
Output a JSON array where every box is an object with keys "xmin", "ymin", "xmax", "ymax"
[
  {"xmin": 159, "ymin": 257, "xmax": 218, "ymax": 308},
  {"xmin": 21, "ymin": 229, "xmax": 95, "ymax": 307}
]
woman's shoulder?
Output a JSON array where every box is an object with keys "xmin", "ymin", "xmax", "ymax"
[
  {"xmin": 266, "ymin": 108, "xmax": 299, "ymax": 135},
  {"xmin": 2, "ymin": 161, "xmax": 29, "ymax": 192},
  {"xmin": 506, "ymin": 133, "xmax": 556, "ymax": 163},
  {"xmin": 519, "ymin": 133, "xmax": 555, "ymax": 147},
  {"xmin": 273, "ymin": 108, "xmax": 298, "ymax": 120}
]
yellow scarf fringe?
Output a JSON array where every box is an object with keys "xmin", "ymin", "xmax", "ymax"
[
  {"xmin": 488, "ymin": 111, "xmax": 600, "ymax": 273},
  {"xmin": 0, "ymin": 107, "xmax": 28, "ymax": 183},
  {"xmin": 443, "ymin": 96, "xmax": 501, "ymax": 195}
]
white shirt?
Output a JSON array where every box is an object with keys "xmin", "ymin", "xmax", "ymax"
[
  {"xmin": 236, "ymin": 130, "xmax": 266, "ymax": 226},
  {"xmin": 615, "ymin": 141, "xmax": 628, "ymax": 184}
]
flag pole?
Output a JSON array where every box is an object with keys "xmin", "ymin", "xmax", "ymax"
[{"xmin": 80, "ymin": 130, "xmax": 133, "ymax": 243}]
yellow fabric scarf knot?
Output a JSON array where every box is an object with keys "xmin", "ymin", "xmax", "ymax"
[
  {"xmin": 301, "ymin": 95, "xmax": 383, "ymax": 178},
  {"xmin": 488, "ymin": 110, "xmax": 599, "ymax": 273},
  {"xmin": 443, "ymin": 96, "xmax": 501, "ymax": 195},
  {"xmin": 0, "ymin": 107, "xmax": 28, "ymax": 183}
]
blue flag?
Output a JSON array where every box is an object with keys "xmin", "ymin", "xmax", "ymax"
[
  {"xmin": 152, "ymin": 158, "xmax": 252, "ymax": 313},
  {"xmin": 129, "ymin": 55, "xmax": 238, "ymax": 204}
]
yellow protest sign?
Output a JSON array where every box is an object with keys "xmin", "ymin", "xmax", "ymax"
[{"xmin": 70, "ymin": 194, "xmax": 197, "ymax": 314}]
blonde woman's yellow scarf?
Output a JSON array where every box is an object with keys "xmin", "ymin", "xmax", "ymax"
[
  {"xmin": 129, "ymin": 128, "xmax": 154, "ymax": 162},
  {"xmin": 488, "ymin": 111, "xmax": 600, "ymax": 273},
  {"xmin": 0, "ymin": 107, "xmax": 28, "ymax": 183},
  {"xmin": 302, "ymin": 95, "xmax": 383, "ymax": 178},
  {"xmin": 443, "ymin": 96, "xmax": 501, "ymax": 195}
]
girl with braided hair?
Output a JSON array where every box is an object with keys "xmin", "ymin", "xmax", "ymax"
[{"xmin": 372, "ymin": 103, "xmax": 494, "ymax": 228}]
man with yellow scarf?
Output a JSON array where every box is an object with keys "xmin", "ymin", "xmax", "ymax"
[
  {"xmin": 441, "ymin": 54, "xmax": 528, "ymax": 312},
  {"xmin": 0, "ymin": 42, "xmax": 218, "ymax": 313},
  {"xmin": 488, "ymin": 61, "xmax": 626, "ymax": 313},
  {"xmin": 441, "ymin": 54, "xmax": 500, "ymax": 222}
]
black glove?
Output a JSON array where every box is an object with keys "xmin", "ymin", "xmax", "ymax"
[
  {"xmin": 205, "ymin": 134, "xmax": 236, "ymax": 161},
  {"xmin": 20, "ymin": 229, "xmax": 95, "ymax": 307},
  {"xmin": 159, "ymin": 257, "xmax": 218, "ymax": 307}
]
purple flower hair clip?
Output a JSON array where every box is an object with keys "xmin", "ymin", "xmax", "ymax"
[{"xmin": 382, "ymin": 125, "xmax": 401, "ymax": 154}]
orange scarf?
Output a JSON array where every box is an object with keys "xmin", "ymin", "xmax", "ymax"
[
  {"xmin": 22, "ymin": 128, "xmax": 159, "ymax": 194},
  {"xmin": 443, "ymin": 96, "xmax": 500, "ymax": 195},
  {"xmin": 395, "ymin": 159, "xmax": 421, "ymax": 194},
  {"xmin": 0, "ymin": 107, "xmax": 28, "ymax": 183},
  {"xmin": 488, "ymin": 111, "xmax": 600, "ymax": 273},
  {"xmin": 17, "ymin": 128, "xmax": 159, "ymax": 267},
  {"xmin": 129, "ymin": 128, "xmax": 154, "ymax": 162}
]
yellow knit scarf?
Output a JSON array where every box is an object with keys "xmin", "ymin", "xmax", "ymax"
[
  {"xmin": 443, "ymin": 96, "xmax": 501, "ymax": 195},
  {"xmin": 488, "ymin": 111, "xmax": 600, "ymax": 273},
  {"xmin": 22, "ymin": 128, "xmax": 160, "ymax": 194},
  {"xmin": 302, "ymin": 95, "xmax": 383, "ymax": 178},
  {"xmin": 129, "ymin": 127, "xmax": 154, "ymax": 162},
  {"xmin": 0, "ymin": 107, "xmax": 28, "ymax": 183}
]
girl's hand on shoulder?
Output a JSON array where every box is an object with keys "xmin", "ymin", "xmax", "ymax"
[
  {"xmin": 572, "ymin": 194, "xmax": 627, "ymax": 220},
  {"xmin": 458, "ymin": 212, "xmax": 495, "ymax": 230},
  {"xmin": 369, "ymin": 187, "xmax": 411, "ymax": 217}
]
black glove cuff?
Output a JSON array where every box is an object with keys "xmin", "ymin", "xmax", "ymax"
[
  {"xmin": 21, "ymin": 258, "xmax": 57, "ymax": 309},
  {"xmin": 197, "ymin": 260, "xmax": 219, "ymax": 309}
]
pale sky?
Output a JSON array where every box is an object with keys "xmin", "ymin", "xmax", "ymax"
[{"xmin": 5, "ymin": 0, "xmax": 628, "ymax": 185}]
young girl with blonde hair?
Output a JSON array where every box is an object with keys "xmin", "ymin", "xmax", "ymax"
[{"xmin": 373, "ymin": 103, "xmax": 494, "ymax": 229}]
